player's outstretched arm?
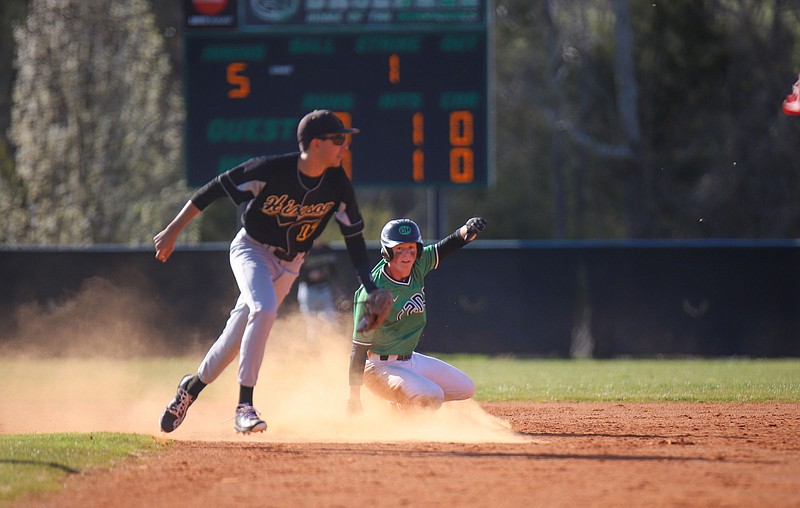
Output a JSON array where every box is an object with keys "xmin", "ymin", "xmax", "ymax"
[
  {"xmin": 436, "ymin": 216, "xmax": 487, "ymax": 260},
  {"xmin": 154, "ymin": 201, "xmax": 201, "ymax": 263}
]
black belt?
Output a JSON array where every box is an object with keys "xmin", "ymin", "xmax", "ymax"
[
  {"xmin": 273, "ymin": 249, "xmax": 296, "ymax": 262},
  {"xmin": 379, "ymin": 354, "xmax": 412, "ymax": 361},
  {"xmin": 246, "ymin": 233, "xmax": 301, "ymax": 262},
  {"xmin": 271, "ymin": 247, "xmax": 299, "ymax": 262}
]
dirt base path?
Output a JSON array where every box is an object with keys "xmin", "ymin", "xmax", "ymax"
[{"xmin": 16, "ymin": 402, "xmax": 800, "ymax": 508}]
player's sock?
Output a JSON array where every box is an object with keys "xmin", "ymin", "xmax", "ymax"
[
  {"xmin": 186, "ymin": 375, "xmax": 206, "ymax": 398},
  {"xmin": 239, "ymin": 385, "xmax": 254, "ymax": 405}
]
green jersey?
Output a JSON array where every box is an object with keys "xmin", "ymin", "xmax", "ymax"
[{"xmin": 353, "ymin": 244, "xmax": 439, "ymax": 355}]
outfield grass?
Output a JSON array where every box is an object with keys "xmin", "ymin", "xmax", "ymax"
[
  {"xmin": 0, "ymin": 433, "xmax": 163, "ymax": 506},
  {"xmin": 440, "ymin": 356, "xmax": 800, "ymax": 402}
]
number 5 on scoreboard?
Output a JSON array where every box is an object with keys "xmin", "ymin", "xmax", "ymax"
[{"xmin": 227, "ymin": 62, "xmax": 250, "ymax": 99}]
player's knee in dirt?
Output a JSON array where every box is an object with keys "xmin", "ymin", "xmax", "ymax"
[
  {"xmin": 410, "ymin": 394, "xmax": 444, "ymax": 411},
  {"xmin": 453, "ymin": 378, "xmax": 476, "ymax": 400}
]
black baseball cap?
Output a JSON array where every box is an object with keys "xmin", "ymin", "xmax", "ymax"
[{"xmin": 297, "ymin": 110, "xmax": 360, "ymax": 146}]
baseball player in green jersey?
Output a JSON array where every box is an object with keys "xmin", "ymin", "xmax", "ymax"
[{"xmin": 347, "ymin": 216, "xmax": 487, "ymax": 413}]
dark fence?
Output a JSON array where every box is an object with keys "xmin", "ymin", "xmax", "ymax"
[{"xmin": 1, "ymin": 240, "xmax": 798, "ymax": 356}]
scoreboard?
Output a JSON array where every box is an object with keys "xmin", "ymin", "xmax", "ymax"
[{"xmin": 183, "ymin": 0, "xmax": 493, "ymax": 188}]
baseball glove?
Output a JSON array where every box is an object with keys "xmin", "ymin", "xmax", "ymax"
[
  {"xmin": 356, "ymin": 289, "xmax": 393, "ymax": 332},
  {"xmin": 464, "ymin": 216, "xmax": 487, "ymax": 242}
]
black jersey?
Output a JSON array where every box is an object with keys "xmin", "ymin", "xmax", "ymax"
[{"xmin": 190, "ymin": 153, "xmax": 365, "ymax": 256}]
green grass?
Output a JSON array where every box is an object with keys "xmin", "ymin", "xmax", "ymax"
[
  {"xmin": 0, "ymin": 433, "xmax": 164, "ymax": 506},
  {"xmin": 439, "ymin": 356, "xmax": 800, "ymax": 402}
]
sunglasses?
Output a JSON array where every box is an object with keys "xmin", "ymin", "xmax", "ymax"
[{"xmin": 318, "ymin": 134, "xmax": 347, "ymax": 145}]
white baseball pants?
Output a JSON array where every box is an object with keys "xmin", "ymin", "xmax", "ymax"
[
  {"xmin": 364, "ymin": 352, "xmax": 476, "ymax": 409},
  {"xmin": 198, "ymin": 228, "xmax": 303, "ymax": 387}
]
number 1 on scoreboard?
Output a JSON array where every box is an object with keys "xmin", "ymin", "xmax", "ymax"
[{"xmin": 412, "ymin": 112, "xmax": 424, "ymax": 182}]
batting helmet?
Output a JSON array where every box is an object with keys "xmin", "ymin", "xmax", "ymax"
[{"xmin": 380, "ymin": 218, "xmax": 423, "ymax": 261}]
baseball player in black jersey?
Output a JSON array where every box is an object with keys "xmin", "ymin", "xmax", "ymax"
[{"xmin": 155, "ymin": 110, "xmax": 380, "ymax": 434}]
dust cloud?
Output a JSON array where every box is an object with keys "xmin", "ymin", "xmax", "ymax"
[
  {"xmin": 0, "ymin": 279, "xmax": 525, "ymax": 443},
  {"xmin": 0, "ymin": 276, "xmax": 194, "ymax": 358}
]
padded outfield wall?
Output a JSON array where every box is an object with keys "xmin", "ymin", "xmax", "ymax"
[{"xmin": 0, "ymin": 240, "xmax": 798, "ymax": 357}]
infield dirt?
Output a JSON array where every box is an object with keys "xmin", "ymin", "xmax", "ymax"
[
  {"xmin": 4, "ymin": 402, "xmax": 799, "ymax": 507},
  {"xmin": 1, "ymin": 298, "xmax": 799, "ymax": 507}
]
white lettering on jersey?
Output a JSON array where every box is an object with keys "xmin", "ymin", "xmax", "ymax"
[{"xmin": 397, "ymin": 292, "xmax": 425, "ymax": 320}]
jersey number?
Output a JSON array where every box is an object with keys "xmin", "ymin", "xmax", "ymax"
[{"xmin": 296, "ymin": 223, "xmax": 319, "ymax": 242}]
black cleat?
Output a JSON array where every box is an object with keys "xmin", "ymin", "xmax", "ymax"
[{"xmin": 159, "ymin": 375, "xmax": 195, "ymax": 433}]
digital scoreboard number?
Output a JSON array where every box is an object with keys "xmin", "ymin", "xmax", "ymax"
[{"xmin": 183, "ymin": 1, "xmax": 491, "ymax": 188}]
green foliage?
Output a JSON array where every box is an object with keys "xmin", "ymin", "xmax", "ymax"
[
  {"xmin": 4, "ymin": 0, "xmax": 195, "ymax": 245},
  {"xmin": 2, "ymin": 1, "xmax": 800, "ymax": 243},
  {"xmin": 445, "ymin": 0, "xmax": 800, "ymax": 239},
  {"xmin": 0, "ymin": 0, "xmax": 27, "ymax": 138},
  {"xmin": 0, "ymin": 432, "xmax": 163, "ymax": 505},
  {"xmin": 629, "ymin": 1, "xmax": 800, "ymax": 238},
  {"xmin": 440, "ymin": 356, "xmax": 800, "ymax": 402}
]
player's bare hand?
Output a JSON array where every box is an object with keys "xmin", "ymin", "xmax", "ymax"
[
  {"xmin": 153, "ymin": 202, "xmax": 200, "ymax": 263},
  {"xmin": 153, "ymin": 229, "xmax": 177, "ymax": 263}
]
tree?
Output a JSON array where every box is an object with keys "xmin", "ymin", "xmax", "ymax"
[
  {"xmin": 2, "ymin": 0, "xmax": 194, "ymax": 245},
  {"xmin": 448, "ymin": 0, "xmax": 800, "ymax": 239},
  {"xmin": 449, "ymin": 0, "xmax": 638, "ymax": 240},
  {"xmin": 0, "ymin": 0, "xmax": 26, "ymax": 153}
]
